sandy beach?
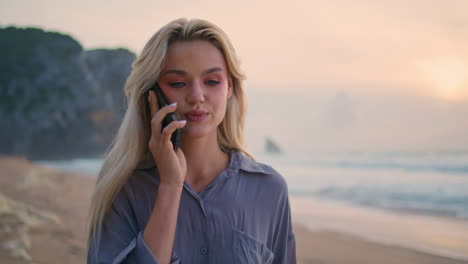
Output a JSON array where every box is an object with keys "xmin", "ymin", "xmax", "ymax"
[
  {"xmin": 0, "ymin": 156, "xmax": 94, "ymax": 264},
  {"xmin": 1, "ymin": 156, "xmax": 467, "ymax": 264},
  {"xmin": 295, "ymin": 224, "xmax": 467, "ymax": 264}
]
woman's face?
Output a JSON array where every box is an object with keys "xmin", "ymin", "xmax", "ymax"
[{"xmin": 157, "ymin": 40, "xmax": 233, "ymax": 139}]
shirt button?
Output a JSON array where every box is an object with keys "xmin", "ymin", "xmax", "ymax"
[{"xmin": 200, "ymin": 247, "xmax": 208, "ymax": 255}]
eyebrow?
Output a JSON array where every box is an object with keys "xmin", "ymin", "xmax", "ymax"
[{"xmin": 162, "ymin": 67, "xmax": 224, "ymax": 76}]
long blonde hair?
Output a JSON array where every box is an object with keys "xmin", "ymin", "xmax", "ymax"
[{"xmin": 86, "ymin": 18, "xmax": 251, "ymax": 253}]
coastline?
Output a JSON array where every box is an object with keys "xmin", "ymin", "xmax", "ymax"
[
  {"xmin": 290, "ymin": 196, "xmax": 468, "ymax": 262},
  {"xmin": 294, "ymin": 224, "xmax": 468, "ymax": 264},
  {"xmin": 1, "ymin": 156, "xmax": 467, "ymax": 264}
]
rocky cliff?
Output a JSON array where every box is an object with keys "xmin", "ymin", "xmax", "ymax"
[{"xmin": 0, "ymin": 27, "xmax": 136, "ymax": 160}]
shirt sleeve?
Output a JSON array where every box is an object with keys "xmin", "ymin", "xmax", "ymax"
[
  {"xmin": 87, "ymin": 182, "xmax": 181, "ymax": 264},
  {"xmin": 272, "ymin": 184, "xmax": 297, "ymax": 264}
]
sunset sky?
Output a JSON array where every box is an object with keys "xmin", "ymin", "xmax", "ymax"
[
  {"xmin": 2, "ymin": 0, "xmax": 468, "ymax": 100},
  {"xmin": 2, "ymin": 0, "xmax": 467, "ymax": 152}
]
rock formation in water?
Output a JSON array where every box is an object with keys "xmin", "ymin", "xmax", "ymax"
[{"xmin": 265, "ymin": 136, "xmax": 282, "ymax": 155}]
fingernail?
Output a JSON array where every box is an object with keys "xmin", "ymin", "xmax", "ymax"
[
  {"xmin": 179, "ymin": 120, "xmax": 187, "ymax": 123},
  {"xmin": 169, "ymin": 102, "xmax": 177, "ymax": 106}
]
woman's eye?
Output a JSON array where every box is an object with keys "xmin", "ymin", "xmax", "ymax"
[
  {"xmin": 205, "ymin": 80, "xmax": 220, "ymax": 86},
  {"xmin": 169, "ymin": 82, "xmax": 185, "ymax": 88}
]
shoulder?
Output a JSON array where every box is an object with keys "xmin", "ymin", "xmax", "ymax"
[
  {"xmin": 234, "ymin": 152, "xmax": 289, "ymax": 195},
  {"xmin": 128, "ymin": 152, "xmax": 160, "ymax": 189},
  {"xmin": 106, "ymin": 164, "xmax": 158, "ymax": 230},
  {"xmin": 111, "ymin": 160, "xmax": 159, "ymax": 211}
]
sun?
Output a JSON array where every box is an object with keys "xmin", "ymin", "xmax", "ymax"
[{"xmin": 418, "ymin": 58, "xmax": 468, "ymax": 101}]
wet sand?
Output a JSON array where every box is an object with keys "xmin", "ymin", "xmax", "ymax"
[{"xmin": 295, "ymin": 224, "xmax": 467, "ymax": 264}]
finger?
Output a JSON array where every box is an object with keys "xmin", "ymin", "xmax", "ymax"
[
  {"xmin": 161, "ymin": 120, "xmax": 187, "ymax": 148},
  {"xmin": 150, "ymin": 103, "xmax": 178, "ymax": 136},
  {"xmin": 176, "ymin": 147, "xmax": 186, "ymax": 166}
]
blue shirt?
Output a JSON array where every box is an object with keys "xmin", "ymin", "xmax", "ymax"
[{"xmin": 87, "ymin": 151, "xmax": 296, "ymax": 264}]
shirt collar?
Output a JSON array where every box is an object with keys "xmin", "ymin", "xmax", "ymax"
[
  {"xmin": 234, "ymin": 151, "xmax": 276, "ymax": 175},
  {"xmin": 135, "ymin": 150, "xmax": 274, "ymax": 175}
]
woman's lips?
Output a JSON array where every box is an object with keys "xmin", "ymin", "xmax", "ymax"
[{"xmin": 184, "ymin": 110, "xmax": 208, "ymax": 122}]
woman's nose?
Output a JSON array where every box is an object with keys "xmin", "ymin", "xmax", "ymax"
[{"xmin": 186, "ymin": 81, "xmax": 205, "ymax": 104}]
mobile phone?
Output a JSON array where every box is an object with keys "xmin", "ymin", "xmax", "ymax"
[{"xmin": 148, "ymin": 82, "xmax": 181, "ymax": 151}]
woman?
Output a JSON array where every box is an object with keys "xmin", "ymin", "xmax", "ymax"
[{"xmin": 87, "ymin": 18, "xmax": 296, "ymax": 264}]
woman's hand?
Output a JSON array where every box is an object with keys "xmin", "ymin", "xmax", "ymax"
[{"xmin": 148, "ymin": 90, "xmax": 187, "ymax": 188}]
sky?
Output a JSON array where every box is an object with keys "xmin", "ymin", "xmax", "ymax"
[
  {"xmin": 2, "ymin": 0, "xmax": 468, "ymax": 99},
  {"xmin": 1, "ymin": 0, "xmax": 468, "ymax": 153}
]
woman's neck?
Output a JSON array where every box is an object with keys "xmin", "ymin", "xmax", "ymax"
[{"xmin": 180, "ymin": 133, "xmax": 230, "ymax": 186}]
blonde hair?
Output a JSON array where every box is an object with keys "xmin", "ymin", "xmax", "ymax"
[{"xmin": 86, "ymin": 18, "xmax": 252, "ymax": 254}]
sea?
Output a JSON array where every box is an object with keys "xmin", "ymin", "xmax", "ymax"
[{"xmin": 36, "ymin": 150, "xmax": 468, "ymax": 221}]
